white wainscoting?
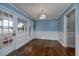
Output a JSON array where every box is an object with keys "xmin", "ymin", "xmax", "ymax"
[
  {"xmin": 58, "ymin": 32, "xmax": 75, "ymax": 48},
  {"xmin": 15, "ymin": 31, "xmax": 33, "ymax": 50},
  {"xmin": 58, "ymin": 32, "xmax": 65, "ymax": 47},
  {"xmin": 33, "ymin": 31, "xmax": 66, "ymax": 47},
  {"xmin": 15, "ymin": 32, "xmax": 27, "ymax": 49},
  {"xmin": 0, "ymin": 36, "xmax": 15, "ymax": 56},
  {"xmin": 67, "ymin": 32, "xmax": 75, "ymax": 48},
  {"xmin": 76, "ymin": 35, "xmax": 79, "ymax": 56},
  {"xmin": 0, "ymin": 31, "xmax": 33, "ymax": 56},
  {"xmin": 33, "ymin": 31, "xmax": 59, "ymax": 40}
]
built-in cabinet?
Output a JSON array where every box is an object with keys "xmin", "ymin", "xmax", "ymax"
[
  {"xmin": 0, "ymin": 9, "xmax": 14, "ymax": 48},
  {"xmin": 15, "ymin": 17, "xmax": 28, "ymax": 49},
  {"xmin": 0, "ymin": 4, "xmax": 33, "ymax": 56}
]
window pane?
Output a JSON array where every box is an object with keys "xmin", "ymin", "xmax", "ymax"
[
  {"xmin": 3, "ymin": 12, "xmax": 8, "ymax": 20},
  {"xmin": 3, "ymin": 20, "xmax": 8, "ymax": 27},
  {"xmin": 9, "ymin": 28, "xmax": 13, "ymax": 33},
  {"xmin": 18, "ymin": 23, "xmax": 24, "ymax": 28},
  {"xmin": 18, "ymin": 23, "xmax": 24, "ymax": 31},
  {"xmin": 9, "ymin": 20, "xmax": 13, "ymax": 27},
  {"xmin": 18, "ymin": 18, "xmax": 24, "ymax": 31},
  {"xmin": 3, "ymin": 29, "xmax": 8, "ymax": 33}
]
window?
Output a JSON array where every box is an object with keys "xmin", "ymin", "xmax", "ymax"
[
  {"xmin": 3, "ymin": 12, "xmax": 8, "ymax": 34},
  {"xmin": 9, "ymin": 20, "xmax": 13, "ymax": 27},
  {"xmin": 3, "ymin": 20, "xmax": 8, "ymax": 27},
  {"xmin": 9, "ymin": 28, "xmax": 13, "ymax": 33},
  {"xmin": 2, "ymin": 12, "xmax": 13, "ymax": 33},
  {"xmin": 18, "ymin": 18, "xmax": 24, "ymax": 31},
  {"xmin": 9, "ymin": 14, "xmax": 13, "ymax": 33},
  {"xmin": 3, "ymin": 29, "xmax": 8, "ymax": 33}
]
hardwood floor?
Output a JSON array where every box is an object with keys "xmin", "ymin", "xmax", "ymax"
[{"xmin": 8, "ymin": 39, "xmax": 75, "ymax": 56}]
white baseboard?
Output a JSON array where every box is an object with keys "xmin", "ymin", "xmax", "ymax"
[
  {"xmin": 67, "ymin": 44, "xmax": 75, "ymax": 48},
  {"xmin": 58, "ymin": 32, "xmax": 65, "ymax": 47},
  {"xmin": 58, "ymin": 39, "xmax": 65, "ymax": 47}
]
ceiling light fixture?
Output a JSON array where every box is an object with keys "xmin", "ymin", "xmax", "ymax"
[{"xmin": 39, "ymin": 10, "xmax": 46, "ymax": 19}]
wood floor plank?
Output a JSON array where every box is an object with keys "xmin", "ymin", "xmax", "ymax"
[{"xmin": 8, "ymin": 39, "xmax": 75, "ymax": 56}]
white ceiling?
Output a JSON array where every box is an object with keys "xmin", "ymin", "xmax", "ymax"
[{"xmin": 13, "ymin": 3, "xmax": 71, "ymax": 20}]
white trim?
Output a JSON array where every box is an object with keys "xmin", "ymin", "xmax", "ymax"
[
  {"xmin": 75, "ymin": 4, "xmax": 79, "ymax": 56},
  {"xmin": 58, "ymin": 32, "xmax": 65, "ymax": 47},
  {"xmin": 0, "ymin": 5, "xmax": 18, "ymax": 16},
  {"xmin": 58, "ymin": 39, "xmax": 64, "ymax": 47},
  {"xmin": 0, "ymin": 4, "xmax": 28, "ymax": 20},
  {"xmin": 68, "ymin": 44, "xmax": 75, "ymax": 48},
  {"xmin": 64, "ymin": 6, "xmax": 76, "ymax": 47},
  {"xmin": 9, "ymin": 3, "xmax": 32, "ymax": 20}
]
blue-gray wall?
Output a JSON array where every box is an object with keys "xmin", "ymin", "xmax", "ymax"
[
  {"xmin": 58, "ymin": 4, "xmax": 75, "ymax": 32},
  {"xmin": 58, "ymin": 16, "xmax": 64, "ymax": 32},
  {"xmin": 33, "ymin": 19, "xmax": 59, "ymax": 31},
  {"xmin": 33, "ymin": 4, "xmax": 76, "ymax": 32}
]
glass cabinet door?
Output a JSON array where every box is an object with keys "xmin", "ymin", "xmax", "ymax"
[
  {"xmin": 8, "ymin": 14, "xmax": 13, "ymax": 45},
  {"xmin": 0, "ymin": 10, "xmax": 15, "ymax": 56},
  {"xmin": 2, "ymin": 11, "xmax": 13, "ymax": 48},
  {"xmin": 2, "ymin": 12, "xmax": 9, "ymax": 47}
]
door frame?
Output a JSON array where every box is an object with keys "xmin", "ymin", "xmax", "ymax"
[{"xmin": 64, "ymin": 7, "xmax": 76, "ymax": 47}]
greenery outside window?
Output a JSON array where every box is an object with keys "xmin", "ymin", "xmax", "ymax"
[{"xmin": 18, "ymin": 18, "xmax": 24, "ymax": 31}]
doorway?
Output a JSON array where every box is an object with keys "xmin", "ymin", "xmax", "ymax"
[
  {"xmin": 64, "ymin": 8, "xmax": 76, "ymax": 55},
  {"xmin": 67, "ymin": 10, "xmax": 75, "ymax": 48},
  {"xmin": 64, "ymin": 9, "xmax": 76, "ymax": 55}
]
